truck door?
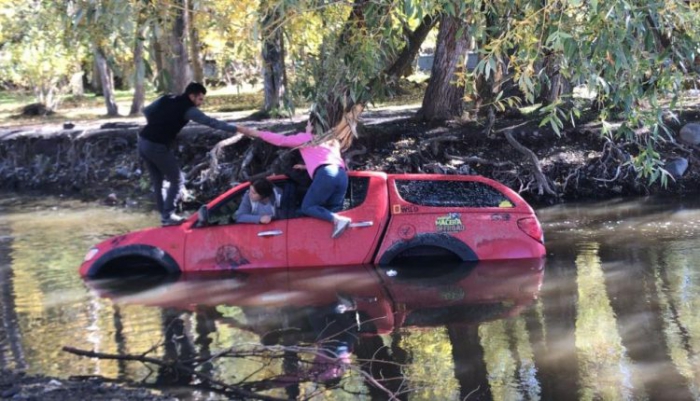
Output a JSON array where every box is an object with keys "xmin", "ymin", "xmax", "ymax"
[
  {"xmin": 286, "ymin": 172, "xmax": 389, "ymax": 267},
  {"xmin": 184, "ymin": 183, "xmax": 288, "ymax": 271}
]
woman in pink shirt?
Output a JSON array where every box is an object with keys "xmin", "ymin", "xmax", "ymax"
[{"xmin": 237, "ymin": 121, "xmax": 352, "ymax": 238}]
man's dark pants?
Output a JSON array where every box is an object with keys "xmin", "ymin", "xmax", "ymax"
[{"xmin": 138, "ymin": 137, "xmax": 182, "ymax": 220}]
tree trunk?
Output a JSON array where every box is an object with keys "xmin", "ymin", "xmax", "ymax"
[
  {"xmin": 385, "ymin": 14, "xmax": 437, "ymax": 82},
  {"xmin": 416, "ymin": 14, "xmax": 469, "ymax": 122},
  {"xmin": 261, "ymin": 6, "xmax": 286, "ymax": 114},
  {"xmin": 537, "ymin": 53, "xmax": 572, "ymax": 106},
  {"xmin": 167, "ymin": 0, "xmax": 190, "ymax": 94},
  {"xmin": 70, "ymin": 71, "xmax": 84, "ymax": 97},
  {"xmin": 91, "ymin": 59, "xmax": 103, "ymax": 94},
  {"xmin": 93, "ymin": 44, "xmax": 119, "ymax": 116},
  {"xmin": 474, "ymin": 8, "xmax": 498, "ymax": 134},
  {"xmin": 188, "ymin": 0, "xmax": 204, "ymax": 83},
  {"xmin": 152, "ymin": 22, "xmax": 168, "ymax": 93},
  {"xmin": 129, "ymin": 8, "xmax": 147, "ymax": 115}
]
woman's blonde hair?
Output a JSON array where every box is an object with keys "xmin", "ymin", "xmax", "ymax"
[{"xmin": 308, "ymin": 104, "xmax": 364, "ymax": 152}]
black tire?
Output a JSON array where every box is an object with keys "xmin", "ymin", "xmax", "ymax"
[
  {"xmin": 378, "ymin": 233, "xmax": 478, "ymax": 265},
  {"xmin": 86, "ymin": 245, "xmax": 180, "ymax": 277}
]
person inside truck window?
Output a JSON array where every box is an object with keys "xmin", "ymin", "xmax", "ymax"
[
  {"xmin": 237, "ymin": 105, "xmax": 362, "ymax": 238},
  {"xmin": 234, "ymin": 178, "xmax": 281, "ymax": 224}
]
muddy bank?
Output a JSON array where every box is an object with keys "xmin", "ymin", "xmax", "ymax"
[
  {"xmin": 0, "ymin": 370, "xmax": 177, "ymax": 401},
  {"xmin": 1, "ymin": 106, "xmax": 700, "ymax": 208}
]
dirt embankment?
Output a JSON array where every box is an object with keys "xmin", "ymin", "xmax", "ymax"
[{"xmin": 1, "ymin": 106, "xmax": 700, "ymax": 209}]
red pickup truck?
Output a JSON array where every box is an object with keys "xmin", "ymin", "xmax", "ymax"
[{"xmin": 80, "ymin": 172, "xmax": 545, "ymax": 277}]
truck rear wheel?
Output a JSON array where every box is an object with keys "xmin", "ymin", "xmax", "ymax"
[
  {"xmin": 378, "ymin": 233, "xmax": 478, "ymax": 265},
  {"xmin": 387, "ymin": 245, "xmax": 462, "ymax": 264}
]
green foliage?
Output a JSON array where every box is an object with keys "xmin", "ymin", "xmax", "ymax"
[
  {"xmin": 0, "ymin": 1, "xmax": 81, "ymax": 109},
  {"xmin": 282, "ymin": 0, "xmax": 438, "ymax": 128},
  {"xmin": 70, "ymin": 0, "xmax": 140, "ymax": 85},
  {"xmin": 633, "ymin": 140, "xmax": 671, "ymax": 186},
  {"xmin": 458, "ymin": 0, "xmax": 700, "ymax": 185},
  {"xmin": 200, "ymin": 0, "xmax": 261, "ymax": 86}
]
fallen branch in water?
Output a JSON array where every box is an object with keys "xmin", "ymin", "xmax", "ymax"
[{"xmin": 62, "ymin": 346, "xmax": 288, "ymax": 401}]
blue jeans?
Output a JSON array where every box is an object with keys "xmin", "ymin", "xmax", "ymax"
[
  {"xmin": 138, "ymin": 137, "xmax": 183, "ymax": 219},
  {"xmin": 300, "ymin": 165, "xmax": 348, "ymax": 222}
]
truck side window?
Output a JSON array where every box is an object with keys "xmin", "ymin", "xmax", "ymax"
[
  {"xmin": 395, "ymin": 180, "xmax": 514, "ymax": 208},
  {"xmin": 207, "ymin": 190, "xmax": 246, "ymax": 226},
  {"xmin": 207, "ymin": 182, "xmax": 288, "ymax": 226},
  {"xmin": 342, "ymin": 177, "xmax": 370, "ymax": 210}
]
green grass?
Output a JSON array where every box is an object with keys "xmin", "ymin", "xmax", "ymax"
[
  {"xmin": 0, "ymin": 85, "xmax": 267, "ymax": 126},
  {"xmin": 0, "ymin": 78, "xmax": 427, "ymax": 127},
  {"xmin": 0, "ymin": 91, "xmax": 35, "ymax": 106}
]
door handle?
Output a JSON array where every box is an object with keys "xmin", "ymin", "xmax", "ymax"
[
  {"xmin": 258, "ymin": 230, "xmax": 283, "ymax": 237},
  {"xmin": 350, "ymin": 221, "xmax": 373, "ymax": 228}
]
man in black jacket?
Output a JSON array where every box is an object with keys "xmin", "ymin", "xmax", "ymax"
[{"xmin": 139, "ymin": 82, "xmax": 238, "ymax": 225}]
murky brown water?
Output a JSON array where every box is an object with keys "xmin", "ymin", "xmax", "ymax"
[{"xmin": 1, "ymin": 194, "xmax": 699, "ymax": 400}]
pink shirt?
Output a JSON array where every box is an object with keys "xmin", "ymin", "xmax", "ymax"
[{"xmin": 258, "ymin": 131, "xmax": 346, "ymax": 178}]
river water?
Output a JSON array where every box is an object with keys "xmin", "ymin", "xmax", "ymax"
[{"xmin": 0, "ymin": 194, "xmax": 699, "ymax": 400}]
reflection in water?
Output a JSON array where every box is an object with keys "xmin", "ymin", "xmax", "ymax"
[
  {"xmin": 0, "ymin": 221, "xmax": 26, "ymax": 371},
  {"xmin": 653, "ymin": 247, "xmax": 700, "ymax": 400},
  {"xmin": 480, "ymin": 316, "xmax": 539, "ymax": 401},
  {"xmin": 85, "ymin": 260, "xmax": 544, "ymax": 398},
  {"xmin": 538, "ymin": 198, "xmax": 700, "ymax": 401},
  {"xmin": 0, "ymin": 196, "xmax": 160, "ymax": 379},
  {"xmin": 3, "ymin": 195, "xmax": 700, "ymax": 399},
  {"xmin": 575, "ymin": 242, "xmax": 635, "ymax": 400}
]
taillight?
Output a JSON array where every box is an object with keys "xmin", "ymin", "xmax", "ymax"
[{"xmin": 518, "ymin": 217, "xmax": 544, "ymax": 243}]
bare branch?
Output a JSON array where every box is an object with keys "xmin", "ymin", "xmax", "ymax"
[
  {"xmin": 62, "ymin": 346, "xmax": 288, "ymax": 401},
  {"xmin": 444, "ymin": 152, "xmax": 515, "ymax": 167},
  {"xmin": 503, "ymin": 130, "xmax": 557, "ymax": 196}
]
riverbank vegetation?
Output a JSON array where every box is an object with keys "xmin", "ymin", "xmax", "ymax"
[{"xmin": 2, "ymin": 0, "xmax": 700, "ymax": 204}]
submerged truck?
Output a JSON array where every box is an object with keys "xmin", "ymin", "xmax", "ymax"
[{"xmin": 80, "ymin": 172, "xmax": 545, "ymax": 277}]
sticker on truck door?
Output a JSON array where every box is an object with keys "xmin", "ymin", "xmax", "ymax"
[
  {"xmin": 398, "ymin": 224, "xmax": 416, "ymax": 239},
  {"xmin": 215, "ymin": 244, "xmax": 250, "ymax": 269},
  {"xmin": 435, "ymin": 213, "xmax": 464, "ymax": 233},
  {"xmin": 393, "ymin": 204, "xmax": 419, "ymax": 214}
]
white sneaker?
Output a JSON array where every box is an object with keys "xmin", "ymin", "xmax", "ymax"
[
  {"xmin": 161, "ymin": 213, "xmax": 185, "ymax": 226},
  {"xmin": 334, "ymin": 293, "xmax": 357, "ymax": 313},
  {"xmin": 331, "ymin": 216, "xmax": 351, "ymax": 238}
]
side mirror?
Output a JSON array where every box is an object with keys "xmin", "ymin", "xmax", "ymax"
[{"xmin": 197, "ymin": 205, "xmax": 209, "ymax": 227}]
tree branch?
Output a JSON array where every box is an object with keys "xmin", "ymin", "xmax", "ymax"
[
  {"xmin": 62, "ymin": 346, "xmax": 288, "ymax": 401},
  {"xmin": 503, "ymin": 130, "xmax": 557, "ymax": 196}
]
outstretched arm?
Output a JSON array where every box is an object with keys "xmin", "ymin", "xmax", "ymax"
[
  {"xmin": 238, "ymin": 125, "xmax": 313, "ymax": 148},
  {"xmin": 236, "ymin": 125, "xmax": 261, "ymax": 138},
  {"xmin": 185, "ymin": 107, "xmax": 238, "ymax": 133}
]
